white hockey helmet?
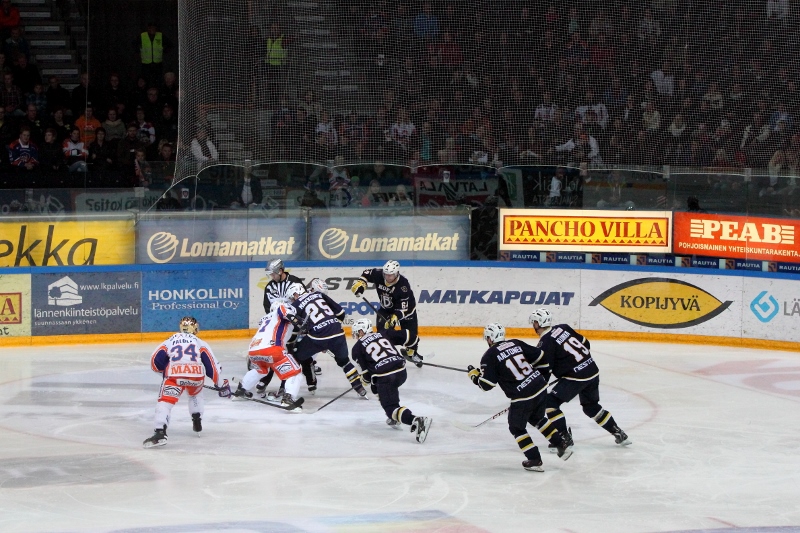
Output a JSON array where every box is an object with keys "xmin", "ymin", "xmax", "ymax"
[
  {"xmin": 352, "ymin": 318, "xmax": 373, "ymax": 339},
  {"xmin": 265, "ymin": 258, "xmax": 284, "ymax": 279},
  {"xmin": 308, "ymin": 277, "xmax": 328, "ymax": 294},
  {"xmin": 179, "ymin": 316, "xmax": 199, "ymax": 335},
  {"xmin": 269, "ymin": 300, "xmax": 287, "ymax": 313},
  {"xmin": 484, "ymin": 323, "xmax": 505, "ymax": 345},
  {"xmin": 528, "ymin": 308, "xmax": 553, "ymax": 329},
  {"xmin": 383, "ymin": 260, "xmax": 400, "ymax": 284},
  {"xmin": 286, "ymin": 282, "xmax": 306, "ymax": 300}
]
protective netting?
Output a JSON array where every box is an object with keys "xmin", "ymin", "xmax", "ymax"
[{"xmin": 176, "ymin": 0, "xmax": 800, "ymax": 183}]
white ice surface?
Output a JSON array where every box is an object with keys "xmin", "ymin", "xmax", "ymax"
[{"xmin": 0, "ymin": 337, "xmax": 799, "ymax": 533}]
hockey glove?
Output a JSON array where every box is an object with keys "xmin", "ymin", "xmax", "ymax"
[
  {"xmin": 383, "ymin": 313, "xmax": 399, "ymax": 329},
  {"xmin": 217, "ymin": 379, "xmax": 231, "ymax": 398},
  {"xmin": 351, "ymin": 279, "xmax": 367, "ymax": 297},
  {"xmin": 467, "ymin": 365, "xmax": 481, "ymax": 386},
  {"xmin": 359, "ymin": 373, "xmax": 372, "ymax": 390}
]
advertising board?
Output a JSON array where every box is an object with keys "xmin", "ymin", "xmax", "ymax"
[
  {"xmin": 674, "ymin": 212, "xmax": 800, "ymax": 263},
  {"xmin": 500, "ymin": 209, "xmax": 672, "ymax": 253},
  {"xmin": 742, "ymin": 280, "xmax": 800, "ymax": 342},
  {"xmin": 309, "ymin": 216, "xmax": 469, "ymax": 261},
  {"xmin": 0, "ymin": 219, "xmax": 135, "ymax": 266},
  {"xmin": 0, "ymin": 274, "xmax": 31, "ymax": 337},
  {"xmin": 143, "ymin": 268, "xmax": 248, "ymax": 332},
  {"xmin": 30, "ymin": 272, "xmax": 141, "ymax": 335},
  {"xmin": 137, "ymin": 216, "xmax": 306, "ymax": 264}
]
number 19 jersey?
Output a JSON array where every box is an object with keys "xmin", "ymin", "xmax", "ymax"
[
  {"xmin": 479, "ymin": 339, "xmax": 547, "ymax": 402},
  {"xmin": 537, "ymin": 324, "xmax": 599, "ymax": 381}
]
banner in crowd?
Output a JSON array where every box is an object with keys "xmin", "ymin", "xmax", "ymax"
[
  {"xmin": 142, "ymin": 268, "xmax": 249, "ymax": 332},
  {"xmin": 0, "ymin": 189, "xmax": 70, "ymax": 216},
  {"xmin": 73, "ymin": 190, "xmax": 165, "ymax": 213},
  {"xmin": 30, "ymin": 272, "xmax": 141, "ymax": 335},
  {"xmin": 413, "ymin": 166, "xmax": 500, "ymax": 208},
  {"xmin": 137, "ymin": 216, "xmax": 306, "ymax": 264},
  {"xmin": 499, "ymin": 209, "xmax": 673, "ymax": 253},
  {"xmin": 0, "ymin": 219, "xmax": 135, "ymax": 267},
  {"xmin": 674, "ymin": 212, "xmax": 800, "ymax": 263},
  {"xmin": 0, "ymin": 274, "xmax": 31, "ymax": 336},
  {"xmin": 309, "ymin": 215, "xmax": 469, "ymax": 261}
]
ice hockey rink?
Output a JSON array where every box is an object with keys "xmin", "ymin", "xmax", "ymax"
[{"xmin": 0, "ymin": 336, "xmax": 798, "ymax": 533}]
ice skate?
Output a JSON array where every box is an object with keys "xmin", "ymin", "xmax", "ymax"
[
  {"xmin": 308, "ymin": 383, "xmax": 317, "ymax": 395},
  {"xmin": 411, "ymin": 416, "xmax": 432, "ymax": 443},
  {"xmin": 233, "ymin": 384, "xmax": 252, "ymax": 399},
  {"xmin": 313, "ymin": 362, "xmax": 322, "ymax": 375},
  {"xmin": 613, "ymin": 428, "xmax": 631, "ymax": 446},
  {"xmin": 522, "ymin": 459, "xmax": 544, "ymax": 472},
  {"xmin": 264, "ymin": 388, "xmax": 285, "ymax": 401},
  {"xmin": 143, "ymin": 425, "xmax": 167, "ymax": 448},
  {"xmin": 549, "ymin": 427, "xmax": 572, "ymax": 453},
  {"xmin": 280, "ymin": 393, "xmax": 303, "ymax": 413},
  {"xmin": 191, "ymin": 413, "xmax": 202, "ymax": 434},
  {"xmin": 556, "ymin": 430, "xmax": 574, "ymax": 461},
  {"xmin": 386, "ymin": 418, "xmax": 402, "ymax": 430},
  {"xmin": 354, "ymin": 382, "xmax": 369, "ymax": 399},
  {"xmin": 402, "ymin": 347, "xmax": 423, "ymax": 368}
]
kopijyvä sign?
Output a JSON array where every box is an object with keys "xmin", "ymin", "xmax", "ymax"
[{"xmin": 589, "ymin": 278, "xmax": 733, "ymax": 329}]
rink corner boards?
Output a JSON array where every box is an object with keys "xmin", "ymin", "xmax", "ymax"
[{"xmin": 2, "ymin": 327, "xmax": 800, "ymax": 354}]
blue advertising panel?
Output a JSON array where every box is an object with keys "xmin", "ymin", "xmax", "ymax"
[
  {"xmin": 309, "ymin": 215, "xmax": 469, "ymax": 261},
  {"xmin": 142, "ymin": 268, "xmax": 248, "ymax": 332},
  {"xmin": 137, "ymin": 216, "xmax": 306, "ymax": 264},
  {"xmin": 31, "ymin": 271, "xmax": 141, "ymax": 335}
]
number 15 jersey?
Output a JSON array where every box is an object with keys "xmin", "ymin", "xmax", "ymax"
[
  {"xmin": 479, "ymin": 339, "xmax": 547, "ymax": 402},
  {"xmin": 537, "ymin": 324, "xmax": 599, "ymax": 382}
]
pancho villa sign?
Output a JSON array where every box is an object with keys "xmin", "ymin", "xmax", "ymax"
[{"xmin": 499, "ymin": 209, "xmax": 672, "ymax": 253}]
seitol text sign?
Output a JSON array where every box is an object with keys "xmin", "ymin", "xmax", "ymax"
[
  {"xmin": 0, "ymin": 217, "xmax": 135, "ymax": 267},
  {"xmin": 310, "ymin": 215, "xmax": 469, "ymax": 260},
  {"xmin": 674, "ymin": 212, "xmax": 800, "ymax": 263},
  {"xmin": 499, "ymin": 209, "xmax": 672, "ymax": 253},
  {"xmin": 137, "ymin": 213, "xmax": 306, "ymax": 264}
]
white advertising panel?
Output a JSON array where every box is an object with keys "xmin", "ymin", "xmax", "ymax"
[{"xmin": 742, "ymin": 279, "xmax": 800, "ymax": 342}]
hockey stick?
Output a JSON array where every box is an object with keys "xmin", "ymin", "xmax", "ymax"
[
  {"xmin": 361, "ymin": 297, "xmax": 389, "ymax": 322},
  {"xmin": 204, "ymin": 384, "xmax": 305, "ymax": 411},
  {"xmin": 415, "ymin": 361, "xmax": 467, "ymax": 373},
  {"xmin": 306, "ymin": 387, "xmax": 353, "ymax": 414},
  {"xmin": 452, "ymin": 378, "xmax": 562, "ymax": 431}
]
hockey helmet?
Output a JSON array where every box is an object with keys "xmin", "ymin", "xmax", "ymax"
[
  {"xmin": 528, "ymin": 308, "xmax": 552, "ymax": 329},
  {"xmin": 484, "ymin": 323, "xmax": 505, "ymax": 344},
  {"xmin": 383, "ymin": 260, "xmax": 400, "ymax": 285},
  {"xmin": 352, "ymin": 318, "xmax": 373, "ymax": 339},
  {"xmin": 179, "ymin": 316, "xmax": 199, "ymax": 335},
  {"xmin": 308, "ymin": 277, "xmax": 328, "ymax": 294},
  {"xmin": 265, "ymin": 258, "xmax": 285, "ymax": 280},
  {"xmin": 287, "ymin": 282, "xmax": 306, "ymax": 300}
]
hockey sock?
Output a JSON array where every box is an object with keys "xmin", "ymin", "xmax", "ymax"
[
  {"xmin": 514, "ymin": 432, "xmax": 541, "ymax": 461},
  {"xmin": 587, "ymin": 408, "xmax": 618, "ymax": 434},
  {"xmin": 259, "ymin": 371, "xmax": 274, "ymax": 388},
  {"xmin": 343, "ymin": 362, "xmax": 360, "ymax": 385},
  {"xmin": 392, "ymin": 406, "xmax": 415, "ymax": 426},
  {"xmin": 301, "ymin": 359, "xmax": 316, "ymax": 386},
  {"xmin": 538, "ymin": 407, "xmax": 568, "ymax": 439}
]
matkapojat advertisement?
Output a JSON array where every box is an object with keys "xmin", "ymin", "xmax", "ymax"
[
  {"xmin": 674, "ymin": 212, "xmax": 800, "ymax": 263},
  {"xmin": 143, "ymin": 268, "xmax": 248, "ymax": 332},
  {"xmin": 499, "ymin": 208, "xmax": 673, "ymax": 253},
  {"xmin": 0, "ymin": 273, "xmax": 31, "ymax": 337},
  {"xmin": 30, "ymin": 272, "xmax": 141, "ymax": 335},
  {"xmin": 0, "ymin": 219, "xmax": 135, "ymax": 266},
  {"xmin": 137, "ymin": 216, "xmax": 306, "ymax": 264},
  {"xmin": 309, "ymin": 216, "xmax": 469, "ymax": 261}
]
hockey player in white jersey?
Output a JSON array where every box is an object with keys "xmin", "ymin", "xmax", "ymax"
[
  {"xmin": 234, "ymin": 302, "xmax": 305, "ymax": 411},
  {"xmin": 143, "ymin": 316, "xmax": 230, "ymax": 448}
]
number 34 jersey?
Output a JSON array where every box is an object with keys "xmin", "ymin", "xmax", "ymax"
[
  {"xmin": 537, "ymin": 324, "xmax": 599, "ymax": 382},
  {"xmin": 479, "ymin": 339, "xmax": 548, "ymax": 402},
  {"xmin": 151, "ymin": 332, "xmax": 222, "ymax": 385},
  {"xmin": 351, "ymin": 331, "xmax": 406, "ymax": 378}
]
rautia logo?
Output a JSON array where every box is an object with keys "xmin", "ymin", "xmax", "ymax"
[
  {"xmin": 47, "ymin": 276, "xmax": 82, "ymax": 306},
  {"xmin": 317, "ymin": 227, "xmax": 460, "ymax": 259},
  {"xmin": 147, "ymin": 231, "xmax": 295, "ymax": 263},
  {"xmin": 750, "ymin": 291, "xmax": 779, "ymax": 323},
  {"xmin": 589, "ymin": 278, "xmax": 732, "ymax": 329},
  {"xmin": 0, "ymin": 293, "xmax": 22, "ymax": 324}
]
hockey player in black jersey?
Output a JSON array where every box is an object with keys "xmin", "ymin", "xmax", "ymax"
[
  {"xmin": 529, "ymin": 308, "xmax": 631, "ymax": 448},
  {"xmin": 288, "ymin": 283, "xmax": 368, "ymax": 397},
  {"xmin": 468, "ymin": 323, "xmax": 573, "ymax": 471},
  {"xmin": 351, "ymin": 260, "xmax": 423, "ymax": 367},
  {"xmin": 351, "ymin": 318, "xmax": 431, "ymax": 443}
]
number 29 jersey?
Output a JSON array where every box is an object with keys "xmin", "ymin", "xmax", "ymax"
[
  {"xmin": 351, "ymin": 330, "xmax": 406, "ymax": 378},
  {"xmin": 537, "ymin": 324, "xmax": 599, "ymax": 382},
  {"xmin": 479, "ymin": 339, "xmax": 547, "ymax": 402}
]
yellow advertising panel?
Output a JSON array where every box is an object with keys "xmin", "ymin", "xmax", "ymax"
[
  {"xmin": 499, "ymin": 209, "xmax": 673, "ymax": 253},
  {"xmin": 0, "ymin": 220, "xmax": 135, "ymax": 267},
  {"xmin": 0, "ymin": 274, "xmax": 31, "ymax": 336}
]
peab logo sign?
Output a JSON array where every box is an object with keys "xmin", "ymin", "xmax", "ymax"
[
  {"xmin": 311, "ymin": 216, "xmax": 469, "ymax": 260},
  {"xmin": 750, "ymin": 291, "xmax": 781, "ymax": 323},
  {"xmin": 31, "ymin": 272, "xmax": 141, "ymax": 335}
]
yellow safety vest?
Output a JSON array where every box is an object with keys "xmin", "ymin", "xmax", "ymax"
[
  {"xmin": 141, "ymin": 32, "xmax": 163, "ymax": 64},
  {"xmin": 266, "ymin": 35, "xmax": 286, "ymax": 66}
]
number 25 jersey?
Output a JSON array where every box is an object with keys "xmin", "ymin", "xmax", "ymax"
[
  {"xmin": 479, "ymin": 339, "xmax": 547, "ymax": 401},
  {"xmin": 291, "ymin": 291, "xmax": 346, "ymax": 340},
  {"xmin": 537, "ymin": 324, "xmax": 599, "ymax": 381}
]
